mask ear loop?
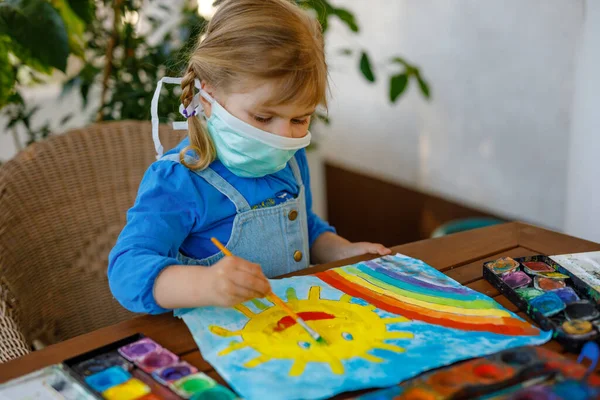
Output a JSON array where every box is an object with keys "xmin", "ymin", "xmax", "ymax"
[
  {"xmin": 151, "ymin": 76, "xmax": 184, "ymax": 159},
  {"xmin": 198, "ymin": 87, "xmax": 215, "ymax": 104},
  {"xmin": 152, "ymin": 78, "xmax": 206, "ymax": 159}
]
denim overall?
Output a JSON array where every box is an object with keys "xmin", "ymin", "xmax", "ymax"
[{"xmin": 159, "ymin": 154, "xmax": 310, "ymax": 277}]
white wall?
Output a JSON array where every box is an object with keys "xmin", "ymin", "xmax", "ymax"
[
  {"xmin": 565, "ymin": 1, "xmax": 600, "ymax": 242},
  {"xmin": 320, "ymin": 0, "xmax": 583, "ymax": 231}
]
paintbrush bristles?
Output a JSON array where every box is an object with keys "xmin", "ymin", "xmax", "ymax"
[{"xmin": 296, "ymin": 319, "xmax": 324, "ymax": 342}]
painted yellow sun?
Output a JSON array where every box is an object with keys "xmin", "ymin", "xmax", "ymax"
[{"xmin": 210, "ymin": 286, "xmax": 414, "ymax": 376}]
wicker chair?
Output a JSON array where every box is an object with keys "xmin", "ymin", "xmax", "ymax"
[{"xmin": 0, "ymin": 121, "xmax": 186, "ymax": 362}]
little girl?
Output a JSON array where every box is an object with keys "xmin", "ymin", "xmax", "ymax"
[{"xmin": 108, "ymin": 0, "xmax": 390, "ymax": 314}]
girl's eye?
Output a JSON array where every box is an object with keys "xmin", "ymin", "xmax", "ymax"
[
  {"xmin": 253, "ymin": 115, "xmax": 272, "ymax": 123},
  {"xmin": 291, "ymin": 118, "xmax": 309, "ymax": 125},
  {"xmin": 342, "ymin": 332, "xmax": 353, "ymax": 341}
]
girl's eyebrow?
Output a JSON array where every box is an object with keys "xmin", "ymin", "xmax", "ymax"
[
  {"xmin": 253, "ymin": 108, "xmax": 316, "ymax": 119},
  {"xmin": 295, "ymin": 110, "xmax": 316, "ymax": 118}
]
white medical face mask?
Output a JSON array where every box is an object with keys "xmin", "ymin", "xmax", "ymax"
[
  {"xmin": 197, "ymin": 90, "xmax": 311, "ymax": 177},
  {"xmin": 150, "ymin": 77, "xmax": 311, "ymax": 177}
]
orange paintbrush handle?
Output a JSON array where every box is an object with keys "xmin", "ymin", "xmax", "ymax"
[
  {"xmin": 267, "ymin": 293, "xmax": 299, "ymax": 321},
  {"xmin": 211, "ymin": 238, "xmax": 302, "ymax": 324},
  {"xmin": 211, "ymin": 237, "xmax": 233, "ymax": 257}
]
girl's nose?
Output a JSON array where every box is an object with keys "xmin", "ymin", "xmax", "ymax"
[{"xmin": 272, "ymin": 121, "xmax": 294, "ymax": 138}]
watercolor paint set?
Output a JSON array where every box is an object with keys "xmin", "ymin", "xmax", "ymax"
[
  {"xmin": 483, "ymin": 252, "xmax": 600, "ymax": 352},
  {"xmin": 353, "ymin": 344, "xmax": 600, "ymax": 399},
  {"xmin": 0, "ymin": 334, "xmax": 237, "ymax": 400}
]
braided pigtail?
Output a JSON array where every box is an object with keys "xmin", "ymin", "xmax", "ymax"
[{"xmin": 179, "ymin": 68, "xmax": 216, "ymax": 170}]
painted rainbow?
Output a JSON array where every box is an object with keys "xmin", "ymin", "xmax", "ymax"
[{"xmin": 317, "ymin": 258, "xmax": 540, "ymax": 336}]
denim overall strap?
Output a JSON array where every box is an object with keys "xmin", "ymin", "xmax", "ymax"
[
  {"xmin": 159, "ymin": 154, "xmax": 251, "ymax": 213},
  {"xmin": 287, "ymin": 155, "xmax": 303, "ymax": 187}
]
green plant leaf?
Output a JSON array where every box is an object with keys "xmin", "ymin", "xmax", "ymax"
[
  {"xmin": 66, "ymin": 0, "xmax": 94, "ymax": 24},
  {"xmin": 9, "ymin": 40, "xmax": 53, "ymax": 74},
  {"xmin": 80, "ymin": 82, "xmax": 91, "ymax": 107},
  {"xmin": 60, "ymin": 113, "xmax": 73, "ymax": 125},
  {"xmin": 53, "ymin": 0, "xmax": 86, "ymax": 57},
  {"xmin": 25, "ymin": 105, "xmax": 40, "ymax": 120},
  {"xmin": 359, "ymin": 51, "xmax": 375, "ymax": 83},
  {"xmin": 0, "ymin": 3, "xmax": 24, "ymax": 35},
  {"xmin": 417, "ymin": 74, "xmax": 431, "ymax": 99},
  {"xmin": 392, "ymin": 56, "xmax": 418, "ymax": 76},
  {"xmin": 333, "ymin": 8, "xmax": 358, "ymax": 32},
  {"xmin": 7, "ymin": 91, "xmax": 24, "ymax": 105},
  {"xmin": 0, "ymin": 0, "xmax": 70, "ymax": 72},
  {"xmin": 6, "ymin": 118, "xmax": 20, "ymax": 129},
  {"xmin": 390, "ymin": 73, "xmax": 408, "ymax": 102},
  {"xmin": 0, "ymin": 37, "xmax": 16, "ymax": 107},
  {"xmin": 315, "ymin": 112, "xmax": 330, "ymax": 125},
  {"xmin": 392, "ymin": 56, "xmax": 408, "ymax": 67},
  {"xmin": 301, "ymin": 0, "xmax": 332, "ymax": 32}
]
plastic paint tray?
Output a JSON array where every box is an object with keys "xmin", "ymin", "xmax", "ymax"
[{"xmin": 484, "ymin": 254, "xmax": 600, "ymax": 353}]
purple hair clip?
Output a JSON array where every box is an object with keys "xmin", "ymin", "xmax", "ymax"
[
  {"xmin": 182, "ymin": 108, "xmax": 197, "ymax": 118},
  {"xmin": 180, "ymin": 93, "xmax": 201, "ymax": 119}
]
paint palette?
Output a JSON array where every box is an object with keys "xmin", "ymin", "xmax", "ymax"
[
  {"xmin": 61, "ymin": 334, "xmax": 238, "ymax": 399},
  {"xmin": 484, "ymin": 255, "xmax": 600, "ymax": 352},
  {"xmin": 352, "ymin": 345, "xmax": 600, "ymax": 399}
]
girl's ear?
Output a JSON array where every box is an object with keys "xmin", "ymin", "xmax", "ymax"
[{"xmin": 200, "ymin": 81, "xmax": 216, "ymax": 118}]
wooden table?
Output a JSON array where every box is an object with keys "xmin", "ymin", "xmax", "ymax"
[{"xmin": 2, "ymin": 222, "xmax": 600, "ymax": 396}]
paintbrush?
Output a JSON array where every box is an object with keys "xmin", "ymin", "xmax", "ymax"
[
  {"xmin": 265, "ymin": 292, "xmax": 327, "ymax": 344},
  {"xmin": 210, "ymin": 237, "xmax": 327, "ymax": 345}
]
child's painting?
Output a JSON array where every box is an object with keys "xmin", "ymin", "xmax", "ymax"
[{"xmin": 177, "ymin": 254, "xmax": 552, "ymax": 400}]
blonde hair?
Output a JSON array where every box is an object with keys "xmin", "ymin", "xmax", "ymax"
[{"xmin": 179, "ymin": 0, "xmax": 328, "ymax": 170}]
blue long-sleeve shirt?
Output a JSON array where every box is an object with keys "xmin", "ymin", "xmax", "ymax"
[{"xmin": 108, "ymin": 138, "xmax": 335, "ymax": 314}]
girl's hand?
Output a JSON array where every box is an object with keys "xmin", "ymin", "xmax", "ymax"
[
  {"xmin": 311, "ymin": 231, "xmax": 392, "ymax": 264},
  {"xmin": 209, "ymin": 256, "xmax": 271, "ymax": 307},
  {"xmin": 341, "ymin": 242, "xmax": 392, "ymax": 259}
]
